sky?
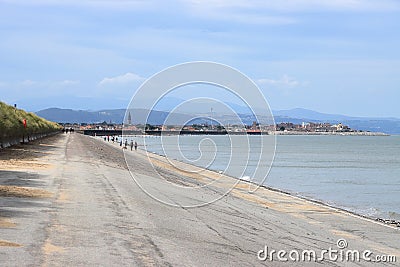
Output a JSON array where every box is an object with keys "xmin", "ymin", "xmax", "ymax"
[{"xmin": 0, "ymin": 0, "xmax": 399, "ymax": 117}]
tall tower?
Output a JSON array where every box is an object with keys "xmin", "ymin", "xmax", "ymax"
[{"xmin": 127, "ymin": 111, "xmax": 132, "ymax": 125}]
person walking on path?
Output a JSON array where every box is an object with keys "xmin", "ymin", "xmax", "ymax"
[
  {"xmin": 124, "ymin": 139, "xmax": 128, "ymax": 149},
  {"xmin": 134, "ymin": 141, "xmax": 138, "ymax": 151},
  {"xmin": 130, "ymin": 140, "xmax": 134, "ymax": 151}
]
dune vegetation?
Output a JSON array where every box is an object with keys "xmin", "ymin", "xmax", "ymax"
[{"xmin": 0, "ymin": 101, "xmax": 61, "ymax": 147}]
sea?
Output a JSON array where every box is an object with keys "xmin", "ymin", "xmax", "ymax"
[{"xmin": 126, "ymin": 134, "xmax": 400, "ymax": 220}]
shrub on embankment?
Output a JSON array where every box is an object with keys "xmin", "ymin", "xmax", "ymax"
[{"xmin": 0, "ymin": 101, "xmax": 62, "ymax": 148}]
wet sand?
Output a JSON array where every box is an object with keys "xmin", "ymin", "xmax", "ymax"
[{"xmin": 0, "ymin": 133, "xmax": 399, "ymax": 266}]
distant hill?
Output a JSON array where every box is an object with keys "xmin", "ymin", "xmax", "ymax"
[
  {"xmin": 35, "ymin": 107, "xmax": 400, "ymax": 134},
  {"xmin": 273, "ymin": 108, "xmax": 398, "ymax": 122},
  {"xmin": 273, "ymin": 108, "xmax": 400, "ymax": 134},
  {"xmin": 35, "ymin": 108, "xmax": 193, "ymax": 125},
  {"xmin": 274, "ymin": 108, "xmax": 353, "ymax": 121},
  {"xmin": 36, "ymin": 108, "xmax": 126, "ymax": 124}
]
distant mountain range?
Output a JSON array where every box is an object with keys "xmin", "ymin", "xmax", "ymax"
[
  {"xmin": 35, "ymin": 108, "xmax": 190, "ymax": 126},
  {"xmin": 272, "ymin": 108, "xmax": 400, "ymax": 134},
  {"xmin": 36, "ymin": 107, "xmax": 400, "ymax": 134}
]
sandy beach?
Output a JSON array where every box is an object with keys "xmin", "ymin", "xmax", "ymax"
[{"xmin": 0, "ymin": 133, "xmax": 399, "ymax": 266}]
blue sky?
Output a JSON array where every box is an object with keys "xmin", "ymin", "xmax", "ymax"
[{"xmin": 0, "ymin": 0, "xmax": 399, "ymax": 117}]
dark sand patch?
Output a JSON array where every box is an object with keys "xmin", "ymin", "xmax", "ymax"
[
  {"xmin": 0, "ymin": 159, "xmax": 51, "ymax": 171},
  {"xmin": 0, "ymin": 134, "xmax": 61, "ymax": 161},
  {"xmin": 0, "ymin": 185, "xmax": 53, "ymax": 198},
  {"xmin": 0, "ymin": 240, "xmax": 21, "ymax": 247}
]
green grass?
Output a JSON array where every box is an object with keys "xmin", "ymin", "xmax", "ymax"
[{"xmin": 0, "ymin": 101, "xmax": 61, "ymax": 144}]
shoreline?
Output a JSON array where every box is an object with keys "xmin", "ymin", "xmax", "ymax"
[
  {"xmin": 148, "ymin": 150, "xmax": 400, "ymax": 228},
  {"xmin": 96, "ymin": 135, "xmax": 400, "ymax": 229}
]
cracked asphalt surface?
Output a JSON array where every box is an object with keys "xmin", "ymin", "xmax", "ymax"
[{"xmin": 0, "ymin": 133, "xmax": 399, "ymax": 266}]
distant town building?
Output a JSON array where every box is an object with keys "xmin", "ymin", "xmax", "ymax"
[{"xmin": 127, "ymin": 112, "xmax": 132, "ymax": 125}]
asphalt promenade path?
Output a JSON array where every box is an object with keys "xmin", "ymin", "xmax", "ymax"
[{"xmin": 0, "ymin": 133, "xmax": 399, "ymax": 266}]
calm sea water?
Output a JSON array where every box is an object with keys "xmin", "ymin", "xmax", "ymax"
[{"xmin": 128, "ymin": 135, "xmax": 400, "ymax": 220}]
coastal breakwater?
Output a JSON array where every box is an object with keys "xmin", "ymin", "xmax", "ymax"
[
  {"xmin": 82, "ymin": 129, "xmax": 389, "ymax": 137},
  {"xmin": 0, "ymin": 101, "xmax": 61, "ymax": 149},
  {"xmin": 82, "ymin": 129, "xmax": 258, "ymax": 136}
]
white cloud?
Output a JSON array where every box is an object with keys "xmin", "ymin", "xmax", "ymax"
[
  {"xmin": 14, "ymin": 0, "xmax": 397, "ymax": 13},
  {"xmin": 182, "ymin": 0, "xmax": 400, "ymax": 26},
  {"xmin": 98, "ymin": 72, "xmax": 144, "ymax": 86},
  {"xmin": 182, "ymin": 0, "xmax": 400, "ymax": 25},
  {"xmin": 183, "ymin": 1, "xmax": 296, "ymax": 25},
  {"xmin": 257, "ymin": 75, "xmax": 303, "ymax": 88},
  {"xmin": 184, "ymin": 0, "xmax": 400, "ymax": 12}
]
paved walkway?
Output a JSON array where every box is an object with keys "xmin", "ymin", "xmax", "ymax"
[{"xmin": 0, "ymin": 133, "xmax": 398, "ymax": 266}]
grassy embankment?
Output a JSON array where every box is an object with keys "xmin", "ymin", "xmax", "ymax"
[{"xmin": 0, "ymin": 101, "xmax": 61, "ymax": 147}]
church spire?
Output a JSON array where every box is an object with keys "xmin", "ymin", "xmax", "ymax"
[{"xmin": 127, "ymin": 111, "xmax": 132, "ymax": 125}]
